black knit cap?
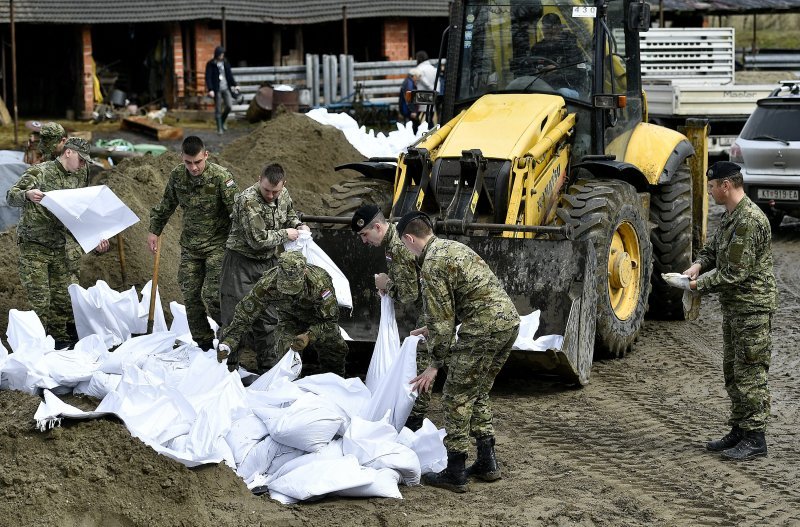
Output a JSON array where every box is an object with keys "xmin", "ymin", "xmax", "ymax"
[
  {"xmin": 350, "ymin": 204, "xmax": 381, "ymax": 232},
  {"xmin": 707, "ymin": 161, "xmax": 741, "ymax": 181},
  {"xmin": 396, "ymin": 211, "xmax": 432, "ymax": 236}
]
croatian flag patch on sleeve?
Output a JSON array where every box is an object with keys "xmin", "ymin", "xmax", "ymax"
[{"xmin": 321, "ymin": 289, "xmax": 332, "ymax": 300}]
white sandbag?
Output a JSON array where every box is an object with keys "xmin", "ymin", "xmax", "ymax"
[
  {"xmin": 69, "ymin": 281, "xmax": 141, "ymax": 346},
  {"xmin": 343, "ymin": 415, "xmax": 420, "ymax": 486},
  {"xmin": 396, "ymin": 418, "xmax": 447, "ymax": 475},
  {"xmin": 1, "ymin": 351, "xmax": 55, "ymax": 394},
  {"xmin": 168, "ymin": 302, "xmax": 192, "ymax": 344},
  {"xmin": 361, "ymin": 335, "xmax": 420, "ymax": 431},
  {"xmin": 6, "ymin": 309, "xmax": 54, "ymax": 353},
  {"xmin": 262, "ymin": 392, "xmax": 345, "ymax": 452},
  {"xmin": 44, "ymin": 334, "xmax": 109, "ymax": 386},
  {"xmin": 99, "ymin": 331, "xmax": 178, "ymax": 375},
  {"xmin": 333, "ymin": 467, "xmax": 403, "ymax": 499},
  {"xmin": 236, "ymin": 436, "xmax": 303, "ymax": 483},
  {"xmin": 284, "ymin": 231, "xmax": 352, "ymax": 309},
  {"xmin": 248, "ymin": 350, "xmax": 302, "ymax": 392},
  {"xmin": 226, "ymin": 414, "xmax": 269, "ymax": 465},
  {"xmin": 267, "ymin": 455, "xmax": 374, "ymax": 502},
  {"xmin": 246, "ymin": 377, "xmax": 304, "ymax": 408},
  {"xmin": 365, "ymin": 295, "xmax": 401, "ymax": 394},
  {"xmin": 512, "ymin": 310, "xmax": 564, "ymax": 351},
  {"xmin": 73, "ymin": 371, "xmax": 122, "ymax": 399},
  {"xmin": 294, "ymin": 373, "xmax": 371, "ymax": 421}
]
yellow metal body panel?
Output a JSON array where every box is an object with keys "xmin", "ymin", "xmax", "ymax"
[
  {"xmin": 438, "ymin": 94, "xmax": 566, "ymax": 160},
  {"xmin": 619, "ymin": 122, "xmax": 689, "ymax": 185}
]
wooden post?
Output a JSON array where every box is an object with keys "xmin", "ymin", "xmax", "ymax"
[
  {"xmin": 659, "ymin": 0, "xmax": 664, "ymax": 28},
  {"xmin": 147, "ymin": 236, "xmax": 162, "ymax": 334},
  {"xmin": 752, "ymin": 14, "xmax": 757, "ymax": 55},
  {"xmin": 221, "ymin": 6, "xmax": 227, "ymax": 50},
  {"xmin": 342, "ymin": 6, "xmax": 348, "ymax": 55}
]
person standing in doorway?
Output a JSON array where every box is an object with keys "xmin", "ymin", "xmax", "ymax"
[{"xmin": 205, "ymin": 46, "xmax": 240, "ymax": 134}]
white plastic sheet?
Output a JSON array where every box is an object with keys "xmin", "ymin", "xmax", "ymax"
[
  {"xmin": 283, "ymin": 232, "xmax": 353, "ymax": 309},
  {"xmin": 366, "ymin": 295, "xmax": 400, "ymax": 393},
  {"xmin": 40, "ymin": 185, "xmax": 139, "ymax": 252},
  {"xmin": 512, "ymin": 310, "xmax": 565, "ymax": 352},
  {"xmin": 361, "ymin": 335, "xmax": 420, "ymax": 431},
  {"xmin": 248, "ymin": 350, "xmax": 302, "ymax": 392},
  {"xmin": 6, "ymin": 309, "xmax": 54, "ymax": 353},
  {"xmin": 99, "ymin": 332, "xmax": 178, "ymax": 374}
]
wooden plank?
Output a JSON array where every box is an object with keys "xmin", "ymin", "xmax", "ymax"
[{"xmin": 121, "ymin": 116, "xmax": 183, "ymax": 141}]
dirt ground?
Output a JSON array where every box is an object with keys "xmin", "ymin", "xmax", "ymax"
[{"xmin": 1, "ymin": 117, "xmax": 799, "ymax": 526}]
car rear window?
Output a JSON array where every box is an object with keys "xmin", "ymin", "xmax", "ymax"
[{"xmin": 740, "ymin": 103, "xmax": 800, "ymax": 141}]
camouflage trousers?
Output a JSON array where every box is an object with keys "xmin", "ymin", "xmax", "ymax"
[
  {"xmin": 220, "ymin": 250, "xmax": 277, "ymax": 371},
  {"xmin": 275, "ymin": 321, "xmax": 348, "ymax": 378},
  {"xmin": 65, "ymin": 238, "xmax": 83, "ymax": 285},
  {"xmin": 178, "ymin": 245, "xmax": 224, "ymax": 347},
  {"xmin": 18, "ymin": 241, "xmax": 72, "ymax": 341},
  {"xmin": 722, "ymin": 312, "xmax": 772, "ymax": 432},
  {"xmin": 442, "ymin": 324, "xmax": 519, "ymax": 455},
  {"xmin": 407, "ymin": 339, "xmax": 432, "ymax": 423}
]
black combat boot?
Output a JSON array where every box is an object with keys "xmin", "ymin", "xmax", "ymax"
[
  {"xmin": 721, "ymin": 430, "xmax": 768, "ymax": 460},
  {"xmin": 216, "ymin": 117, "xmax": 224, "ymax": 135},
  {"xmin": 404, "ymin": 414, "xmax": 424, "ymax": 432},
  {"xmin": 422, "ymin": 451, "xmax": 468, "ymax": 493},
  {"xmin": 706, "ymin": 425, "xmax": 743, "ymax": 452},
  {"xmin": 467, "ymin": 436, "xmax": 501, "ymax": 481}
]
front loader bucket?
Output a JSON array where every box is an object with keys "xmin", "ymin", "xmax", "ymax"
[{"xmin": 313, "ymin": 230, "xmax": 598, "ymax": 385}]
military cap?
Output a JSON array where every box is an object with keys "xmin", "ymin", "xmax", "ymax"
[
  {"xmin": 396, "ymin": 210, "xmax": 432, "ymax": 236},
  {"xmin": 707, "ymin": 161, "xmax": 741, "ymax": 181},
  {"xmin": 40, "ymin": 122, "xmax": 67, "ymax": 141},
  {"xmin": 351, "ymin": 204, "xmax": 381, "ymax": 232},
  {"xmin": 63, "ymin": 137, "xmax": 92, "ymax": 163},
  {"xmin": 277, "ymin": 250, "xmax": 307, "ymax": 295}
]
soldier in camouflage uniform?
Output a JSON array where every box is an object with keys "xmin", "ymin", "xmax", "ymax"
[
  {"xmin": 36, "ymin": 122, "xmax": 90, "ymax": 287},
  {"xmin": 220, "ymin": 163, "xmax": 309, "ymax": 372},
  {"xmin": 6, "ymin": 138, "xmax": 107, "ymax": 347},
  {"xmin": 399, "ymin": 211, "xmax": 520, "ymax": 493},
  {"xmin": 147, "ymin": 136, "xmax": 238, "ymax": 350},
  {"xmin": 351, "ymin": 204, "xmax": 427, "ymax": 429},
  {"xmin": 217, "ymin": 250, "xmax": 348, "ymax": 377},
  {"xmin": 665, "ymin": 161, "xmax": 777, "ymax": 460}
]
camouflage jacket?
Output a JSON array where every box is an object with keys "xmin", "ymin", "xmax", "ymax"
[
  {"xmin": 226, "ymin": 185, "xmax": 301, "ymax": 261},
  {"xmin": 695, "ymin": 196, "xmax": 778, "ymax": 314},
  {"xmin": 221, "ymin": 264, "xmax": 340, "ymax": 350},
  {"xmin": 6, "ymin": 159, "xmax": 88, "ymax": 248},
  {"xmin": 149, "ymin": 162, "xmax": 237, "ymax": 251},
  {"xmin": 383, "ymin": 223, "xmax": 421, "ymax": 305},
  {"xmin": 420, "ymin": 236, "xmax": 519, "ymax": 368}
]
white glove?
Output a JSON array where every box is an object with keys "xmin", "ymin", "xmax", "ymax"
[
  {"xmin": 662, "ymin": 272, "xmax": 690, "ymax": 291},
  {"xmin": 216, "ymin": 343, "xmax": 231, "ymax": 363}
]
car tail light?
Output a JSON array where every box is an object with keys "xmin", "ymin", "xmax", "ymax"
[{"xmin": 729, "ymin": 142, "xmax": 744, "ymax": 163}]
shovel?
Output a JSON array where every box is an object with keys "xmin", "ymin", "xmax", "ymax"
[{"xmin": 147, "ymin": 236, "xmax": 161, "ymax": 334}]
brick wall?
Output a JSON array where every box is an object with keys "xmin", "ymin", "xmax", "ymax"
[
  {"xmin": 172, "ymin": 23, "xmax": 185, "ymax": 100},
  {"xmin": 194, "ymin": 21, "xmax": 221, "ymax": 95},
  {"xmin": 80, "ymin": 25, "xmax": 94, "ymax": 119},
  {"xmin": 382, "ymin": 18, "xmax": 409, "ymax": 61}
]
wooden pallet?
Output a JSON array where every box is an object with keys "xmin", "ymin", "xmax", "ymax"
[{"xmin": 121, "ymin": 116, "xmax": 183, "ymax": 141}]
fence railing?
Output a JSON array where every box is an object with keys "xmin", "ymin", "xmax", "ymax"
[{"xmin": 231, "ymin": 55, "xmax": 419, "ymax": 112}]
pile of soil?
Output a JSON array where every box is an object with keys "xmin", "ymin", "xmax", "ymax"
[{"xmin": 0, "ymin": 112, "xmax": 365, "ymax": 339}]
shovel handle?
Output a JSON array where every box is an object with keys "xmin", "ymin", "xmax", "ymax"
[{"xmin": 147, "ymin": 236, "xmax": 162, "ymax": 334}]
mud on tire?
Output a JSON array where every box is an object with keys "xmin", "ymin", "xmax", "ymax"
[
  {"xmin": 648, "ymin": 162, "xmax": 693, "ymax": 320},
  {"xmin": 557, "ymin": 178, "xmax": 653, "ymax": 359}
]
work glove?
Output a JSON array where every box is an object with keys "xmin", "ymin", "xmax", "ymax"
[
  {"xmin": 662, "ymin": 272, "xmax": 691, "ymax": 291},
  {"xmin": 292, "ymin": 332, "xmax": 310, "ymax": 352},
  {"xmin": 217, "ymin": 343, "xmax": 231, "ymax": 363}
]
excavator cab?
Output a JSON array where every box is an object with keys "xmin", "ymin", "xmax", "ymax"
[{"xmin": 310, "ymin": 0, "xmax": 707, "ymax": 385}]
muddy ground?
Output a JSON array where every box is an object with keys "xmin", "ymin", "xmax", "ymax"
[{"xmin": 1, "ymin": 117, "xmax": 799, "ymax": 526}]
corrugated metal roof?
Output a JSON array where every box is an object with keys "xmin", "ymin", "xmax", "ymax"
[
  {"xmin": 659, "ymin": 0, "xmax": 800, "ymax": 14},
  {"xmin": 0, "ymin": 1, "xmax": 451, "ymax": 24}
]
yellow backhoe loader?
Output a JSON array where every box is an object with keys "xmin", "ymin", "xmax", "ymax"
[{"xmin": 306, "ymin": 0, "xmax": 708, "ymax": 384}]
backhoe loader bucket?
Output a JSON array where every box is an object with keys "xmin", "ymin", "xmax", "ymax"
[{"xmin": 312, "ymin": 229, "xmax": 598, "ymax": 385}]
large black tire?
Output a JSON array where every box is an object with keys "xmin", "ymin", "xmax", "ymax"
[
  {"xmin": 649, "ymin": 162, "xmax": 693, "ymax": 320},
  {"xmin": 557, "ymin": 178, "xmax": 653, "ymax": 359},
  {"xmin": 322, "ymin": 178, "xmax": 394, "ymax": 220}
]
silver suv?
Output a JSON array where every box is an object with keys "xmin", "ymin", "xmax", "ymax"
[{"xmin": 730, "ymin": 81, "xmax": 800, "ymax": 229}]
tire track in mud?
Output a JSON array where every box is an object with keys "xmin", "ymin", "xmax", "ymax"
[{"xmin": 494, "ymin": 232, "xmax": 800, "ymax": 526}]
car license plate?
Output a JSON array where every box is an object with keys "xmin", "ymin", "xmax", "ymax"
[{"xmin": 757, "ymin": 188, "xmax": 799, "ymax": 201}]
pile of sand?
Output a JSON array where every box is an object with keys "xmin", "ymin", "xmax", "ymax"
[{"xmin": 0, "ymin": 112, "xmax": 365, "ymax": 338}]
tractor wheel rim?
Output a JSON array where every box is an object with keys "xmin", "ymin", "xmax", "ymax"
[{"xmin": 607, "ymin": 220, "xmax": 641, "ymax": 321}]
